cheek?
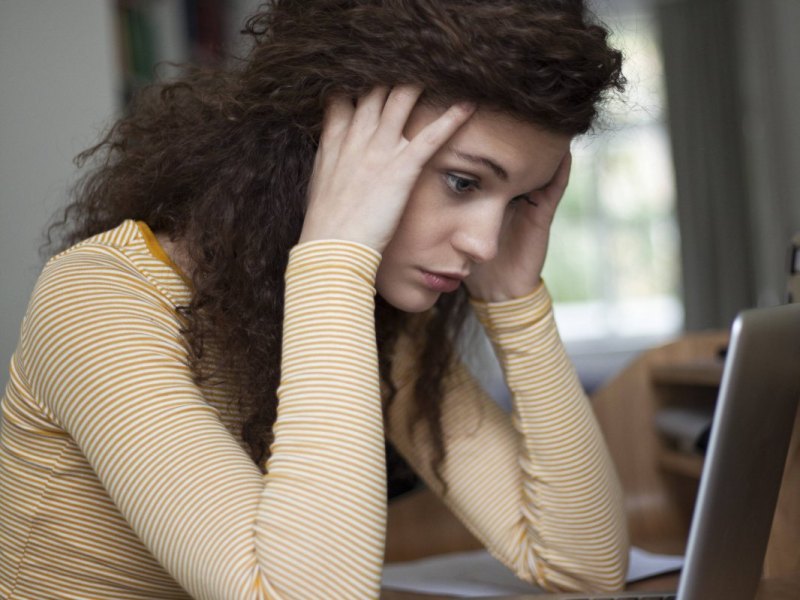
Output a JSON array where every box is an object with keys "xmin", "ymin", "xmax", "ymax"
[{"xmin": 390, "ymin": 174, "xmax": 452, "ymax": 249}]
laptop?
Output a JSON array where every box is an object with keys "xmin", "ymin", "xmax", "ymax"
[{"xmin": 495, "ymin": 301, "xmax": 800, "ymax": 600}]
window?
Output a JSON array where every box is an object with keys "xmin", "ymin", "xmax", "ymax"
[{"xmin": 544, "ymin": 2, "xmax": 682, "ymax": 352}]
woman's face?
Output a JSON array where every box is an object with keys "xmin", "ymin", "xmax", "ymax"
[{"xmin": 375, "ymin": 104, "xmax": 571, "ymax": 312}]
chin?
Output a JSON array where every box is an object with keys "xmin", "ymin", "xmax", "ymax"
[{"xmin": 378, "ymin": 288, "xmax": 440, "ymax": 313}]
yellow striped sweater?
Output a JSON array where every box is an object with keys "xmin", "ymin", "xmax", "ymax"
[{"xmin": 0, "ymin": 219, "xmax": 628, "ymax": 599}]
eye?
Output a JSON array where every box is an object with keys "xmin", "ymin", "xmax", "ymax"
[{"xmin": 443, "ymin": 173, "xmax": 479, "ymax": 195}]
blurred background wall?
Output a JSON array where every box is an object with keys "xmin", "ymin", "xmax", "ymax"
[{"xmin": 0, "ymin": 1, "xmax": 117, "ymax": 392}]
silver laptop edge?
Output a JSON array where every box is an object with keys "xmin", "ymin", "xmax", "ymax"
[{"xmin": 677, "ymin": 303, "xmax": 800, "ymax": 599}]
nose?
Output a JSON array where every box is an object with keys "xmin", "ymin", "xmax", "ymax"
[{"xmin": 451, "ymin": 205, "xmax": 505, "ymax": 264}]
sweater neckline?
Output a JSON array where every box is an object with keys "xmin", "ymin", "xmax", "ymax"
[{"xmin": 135, "ymin": 220, "xmax": 192, "ymax": 287}]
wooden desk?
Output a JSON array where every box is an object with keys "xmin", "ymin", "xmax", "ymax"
[
  {"xmin": 381, "ymin": 576, "xmax": 800, "ymax": 599},
  {"xmin": 381, "ymin": 573, "xmax": 682, "ymax": 598},
  {"xmin": 382, "ymin": 573, "xmax": 800, "ymax": 599}
]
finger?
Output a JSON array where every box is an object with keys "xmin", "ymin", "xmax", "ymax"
[
  {"xmin": 351, "ymin": 85, "xmax": 390, "ymax": 133},
  {"xmin": 320, "ymin": 94, "xmax": 355, "ymax": 151},
  {"xmin": 403, "ymin": 102, "xmax": 476, "ymax": 166},
  {"xmin": 313, "ymin": 95, "xmax": 355, "ymax": 190},
  {"xmin": 378, "ymin": 84, "xmax": 424, "ymax": 138},
  {"xmin": 550, "ymin": 150, "xmax": 572, "ymax": 193},
  {"xmin": 534, "ymin": 150, "xmax": 572, "ymax": 209}
]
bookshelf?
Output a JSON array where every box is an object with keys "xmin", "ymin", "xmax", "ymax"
[
  {"xmin": 657, "ymin": 448, "xmax": 705, "ymax": 479},
  {"xmin": 590, "ymin": 331, "xmax": 726, "ymax": 553},
  {"xmin": 113, "ymin": 0, "xmax": 260, "ymax": 105},
  {"xmin": 651, "ymin": 356, "xmax": 723, "ymax": 481},
  {"xmin": 650, "ymin": 359, "xmax": 724, "ymax": 388}
]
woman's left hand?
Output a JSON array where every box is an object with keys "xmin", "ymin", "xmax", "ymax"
[{"xmin": 464, "ymin": 151, "xmax": 572, "ymax": 303}]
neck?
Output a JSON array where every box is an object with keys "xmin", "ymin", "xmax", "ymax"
[{"xmin": 155, "ymin": 232, "xmax": 193, "ymax": 280}]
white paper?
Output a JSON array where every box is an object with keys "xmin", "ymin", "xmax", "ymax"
[
  {"xmin": 381, "ymin": 546, "xmax": 684, "ymax": 597},
  {"xmin": 381, "ymin": 550, "xmax": 544, "ymax": 597},
  {"xmin": 626, "ymin": 546, "xmax": 685, "ymax": 583}
]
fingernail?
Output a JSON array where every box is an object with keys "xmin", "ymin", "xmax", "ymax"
[{"xmin": 458, "ymin": 101, "xmax": 476, "ymax": 113}]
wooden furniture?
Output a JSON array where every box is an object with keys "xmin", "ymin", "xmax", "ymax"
[
  {"xmin": 765, "ymin": 400, "xmax": 800, "ymax": 577},
  {"xmin": 591, "ymin": 331, "xmax": 729, "ymax": 553},
  {"xmin": 386, "ymin": 487, "xmax": 482, "ymax": 563}
]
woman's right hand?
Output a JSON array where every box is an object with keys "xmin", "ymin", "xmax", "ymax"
[{"xmin": 299, "ymin": 85, "xmax": 476, "ymax": 253}]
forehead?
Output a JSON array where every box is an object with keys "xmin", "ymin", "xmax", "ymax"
[{"xmin": 405, "ymin": 104, "xmax": 571, "ymax": 183}]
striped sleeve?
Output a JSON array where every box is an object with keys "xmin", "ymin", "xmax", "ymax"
[
  {"xmin": 20, "ymin": 240, "xmax": 387, "ymax": 600},
  {"xmin": 386, "ymin": 283, "xmax": 629, "ymax": 593}
]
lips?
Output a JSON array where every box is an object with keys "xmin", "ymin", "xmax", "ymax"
[{"xmin": 420, "ymin": 270, "xmax": 466, "ymax": 293}]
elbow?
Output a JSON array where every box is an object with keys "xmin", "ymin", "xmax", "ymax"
[
  {"xmin": 571, "ymin": 548, "xmax": 628, "ymax": 594},
  {"xmin": 523, "ymin": 557, "xmax": 628, "ymax": 595},
  {"xmin": 518, "ymin": 536, "xmax": 629, "ymax": 594},
  {"xmin": 246, "ymin": 565, "xmax": 381, "ymax": 600}
]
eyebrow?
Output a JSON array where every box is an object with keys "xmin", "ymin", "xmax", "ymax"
[{"xmin": 446, "ymin": 147, "xmax": 509, "ymax": 181}]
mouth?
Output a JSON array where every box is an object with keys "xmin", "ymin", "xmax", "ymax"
[{"xmin": 420, "ymin": 269, "xmax": 467, "ymax": 293}]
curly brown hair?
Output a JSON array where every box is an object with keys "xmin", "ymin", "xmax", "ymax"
[{"xmin": 47, "ymin": 0, "xmax": 624, "ymax": 491}]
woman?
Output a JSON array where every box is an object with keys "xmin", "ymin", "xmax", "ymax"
[{"xmin": 0, "ymin": 1, "xmax": 627, "ymax": 598}]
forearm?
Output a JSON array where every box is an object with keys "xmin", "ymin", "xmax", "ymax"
[
  {"xmin": 258, "ymin": 240, "xmax": 388, "ymax": 598},
  {"xmin": 470, "ymin": 284, "xmax": 628, "ymax": 591}
]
